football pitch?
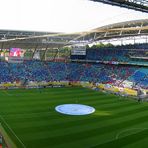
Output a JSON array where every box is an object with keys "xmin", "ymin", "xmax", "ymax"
[{"xmin": 0, "ymin": 87, "xmax": 148, "ymax": 148}]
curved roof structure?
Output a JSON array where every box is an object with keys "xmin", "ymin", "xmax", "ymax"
[
  {"xmin": 76, "ymin": 19, "xmax": 148, "ymax": 43},
  {"xmin": 0, "ymin": 30, "xmax": 82, "ymax": 49},
  {"xmin": 0, "ymin": 19, "xmax": 147, "ymax": 49}
]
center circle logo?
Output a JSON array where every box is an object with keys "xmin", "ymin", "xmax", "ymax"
[{"xmin": 55, "ymin": 104, "xmax": 95, "ymax": 115}]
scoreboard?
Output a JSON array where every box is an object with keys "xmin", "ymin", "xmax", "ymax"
[{"xmin": 71, "ymin": 45, "xmax": 86, "ymax": 55}]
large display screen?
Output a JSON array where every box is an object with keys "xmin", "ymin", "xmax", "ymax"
[
  {"xmin": 71, "ymin": 46, "xmax": 86, "ymax": 55},
  {"xmin": 9, "ymin": 48, "xmax": 21, "ymax": 57}
]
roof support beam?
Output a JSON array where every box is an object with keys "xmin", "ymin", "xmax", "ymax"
[{"xmin": 91, "ymin": 0, "xmax": 148, "ymax": 13}]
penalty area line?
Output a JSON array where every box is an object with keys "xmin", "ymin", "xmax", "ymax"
[{"xmin": 115, "ymin": 128, "xmax": 148, "ymax": 140}]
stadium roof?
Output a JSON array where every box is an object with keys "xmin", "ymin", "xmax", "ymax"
[
  {"xmin": 78, "ymin": 19, "xmax": 148, "ymax": 42},
  {"xmin": 90, "ymin": 0, "xmax": 148, "ymax": 13},
  {"xmin": 0, "ymin": 19, "xmax": 148, "ymax": 49},
  {"xmin": 0, "ymin": 30, "xmax": 82, "ymax": 49}
]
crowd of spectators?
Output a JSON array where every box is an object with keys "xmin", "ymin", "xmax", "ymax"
[
  {"xmin": 86, "ymin": 48, "xmax": 129, "ymax": 62},
  {"xmin": 0, "ymin": 59, "xmax": 147, "ymax": 89},
  {"xmin": 85, "ymin": 48, "xmax": 148, "ymax": 65},
  {"xmin": 71, "ymin": 44, "xmax": 148, "ymax": 66},
  {"xmin": 128, "ymin": 68, "xmax": 148, "ymax": 89}
]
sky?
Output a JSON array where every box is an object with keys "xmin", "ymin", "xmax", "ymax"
[{"xmin": 0, "ymin": 0, "xmax": 148, "ymax": 33}]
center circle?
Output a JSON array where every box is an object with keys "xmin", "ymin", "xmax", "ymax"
[{"xmin": 55, "ymin": 104, "xmax": 95, "ymax": 115}]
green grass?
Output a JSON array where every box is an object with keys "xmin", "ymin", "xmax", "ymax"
[{"xmin": 0, "ymin": 87, "xmax": 148, "ymax": 148}]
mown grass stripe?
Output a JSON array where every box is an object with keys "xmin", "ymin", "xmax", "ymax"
[
  {"xmin": 5, "ymin": 101, "xmax": 147, "ymax": 129},
  {"xmin": 0, "ymin": 87, "xmax": 148, "ymax": 148},
  {"xmin": 14, "ymin": 107, "xmax": 148, "ymax": 137},
  {"xmin": 17, "ymin": 107, "xmax": 148, "ymax": 141},
  {"xmin": 92, "ymin": 127, "xmax": 148, "ymax": 148},
  {"xmin": 23, "ymin": 113, "xmax": 148, "ymax": 148}
]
